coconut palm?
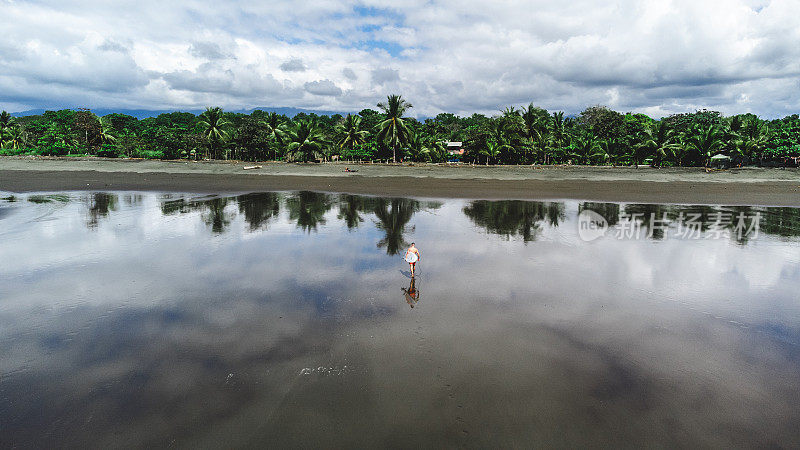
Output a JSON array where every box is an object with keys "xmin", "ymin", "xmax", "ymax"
[
  {"xmin": 501, "ymin": 106, "xmax": 523, "ymax": 134},
  {"xmin": 424, "ymin": 140, "xmax": 447, "ymax": 162},
  {"xmin": 377, "ymin": 94, "xmax": 413, "ymax": 163},
  {"xmin": 520, "ymin": 103, "xmax": 548, "ymax": 163},
  {"xmin": 0, "ymin": 111, "xmax": 16, "ymax": 147},
  {"xmin": 570, "ymin": 135, "xmax": 601, "ymax": 165},
  {"xmin": 261, "ymin": 112, "xmax": 286, "ymax": 160},
  {"xmin": 3, "ymin": 126, "xmax": 28, "ymax": 150},
  {"xmin": 285, "ymin": 120, "xmax": 327, "ymax": 162},
  {"xmin": 550, "ymin": 111, "xmax": 567, "ymax": 150},
  {"xmin": 197, "ymin": 107, "xmax": 232, "ymax": 159},
  {"xmin": 0, "ymin": 111, "xmax": 14, "ymax": 133},
  {"xmin": 685, "ymin": 125, "xmax": 724, "ymax": 167},
  {"xmin": 735, "ymin": 117, "xmax": 771, "ymax": 164},
  {"xmin": 479, "ymin": 140, "xmax": 508, "ymax": 165},
  {"xmin": 336, "ymin": 114, "xmax": 368, "ymax": 159},
  {"xmin": 97, "ymin": 117, "xmax": 117, "ymax": 144},
  {"xmin": 596, "ymin": 138, "xmax": 626, "ymax": 166},
  {"xmin": 405, "ymin": 133, "xmax": 430, "ymax": 162},
  {"xmin": 636, "ymin": 121, "xmax": 678, "ymax": 168}
]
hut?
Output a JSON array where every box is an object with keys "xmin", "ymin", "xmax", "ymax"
[{"xmin": 710, "ymin": 153, "xmax": 731, "ymax": 169}]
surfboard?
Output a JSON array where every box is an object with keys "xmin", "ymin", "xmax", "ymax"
[{"xmin": 404, "ymin": 252, "xmax": 418, "ymax": 263}]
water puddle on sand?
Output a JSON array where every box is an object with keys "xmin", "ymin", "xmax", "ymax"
[{"xmin": 2, "ymin": 191, "xmax": 800, "ymax": 447}]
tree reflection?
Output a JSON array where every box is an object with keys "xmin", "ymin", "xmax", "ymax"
[
  {"xmin": 160, "ymin": 195, "xmax": 233, "ymax": 233},
  {"xmin": 623, "ymin": 204, "xmax": 672, "ymax": 240},
  {"xmin": 373, "ymin": 198, "xmax": 420, "ymax": 255},
  {"xmin": 337, "ymin": 194, "xmax": 378, "ymax": 230},
  {"xmin": 579, "ymin": 202, "xmax": 620, "ymax": 226},
  {"xmin": 237, "ymin": 193, "xmax": 281, "ymax": 231},
  {"xmin": 286, "ymin": 191, "xmax": 333, "ymax": 232},
  {"xmin": 757, "ymin": 207, "xmax": 800, "ymax": 239},
  {"xmin": 122, "ymin": 194, "xmax": 144, "ymax": 207},
  {"xmin": 463, "ymin": 200, "xmax": 565, "ymax": 242},
  {"xmin": 86, "ymin": 193, "xmax": 118, "ymax": 229},
  {"xmin": 149, "ymin": 192, "xmax": 800, "ymax": 244},
  {"xmin": 202, "ymin": 198, "xmax": 232, "ymax": 233}
]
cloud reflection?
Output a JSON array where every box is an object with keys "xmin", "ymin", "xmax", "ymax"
[{"xmin": 1, "ymin": 191, "xmax": 800, "ymax": 447}]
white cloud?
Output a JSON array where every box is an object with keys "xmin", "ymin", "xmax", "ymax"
[
  {"xmin": 280, "ymin": 58, "xmax": 307, "ymax": 72},
  {"xmin": 304, "ymin": 79, "xmax": 343, "ymax": 96},
  {"xmin": 1, "ymin": 0, "xmax": 800, "ymax": 117}
]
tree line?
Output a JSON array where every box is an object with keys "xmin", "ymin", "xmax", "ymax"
[{"xmin": 2, "ymin": 95, "xmax": 799, "ymax": 167}]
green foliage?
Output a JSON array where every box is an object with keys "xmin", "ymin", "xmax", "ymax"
[
  {"xmin": 3, "ymin": 101, "xmax": 800, "ymax": 167},
  {"xmin": 131, "ymin": 149, "xmax": 165, "ymax": 159},
  {"xmin": 0, "ymin": 147, "xmax": 39, "ymax": 156},
  {"xmin": 376, "ymin": 94, "xmax": 413, "ymax": 162},
  {"xmin": 96, "ymin": 144, "xmax": 120, "ymax": 158},
  {"xmin": 286, "ymin": 120, "xmax": 327, "ymax": 162}
]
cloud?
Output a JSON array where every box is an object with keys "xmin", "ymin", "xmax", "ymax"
[
  {"xmin": 97, "ymin": 39, "xmax": 129, "ymax": 54},
  {"xmin": 280, "ymin": 58, "xmax": 307, "ymax": 72},
  {"xmin": 371, "ymin": 68, "xmax": 399, "ymax": 85},
  {"xmin": 342, "ymin": 67, "xmax": 357, "ymax": 80},
  {"xmin": 1, "ymin": 0, "xmax": 800, "ymax": 117},
  {"xmin": 304, "ymin": 79, "xmax": 343, "ymax": 96},
  {"xmin": 189, "ymin": 41, "xmax": 229, "ymax": 60}
]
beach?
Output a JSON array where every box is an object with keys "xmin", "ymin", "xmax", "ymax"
[{"xmin": 2, "ymin": 156, "xmax": 800, "ymax": 206}]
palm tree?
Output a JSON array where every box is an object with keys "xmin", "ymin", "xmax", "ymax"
[
  {"xmin": 520, "ymin": 103, "xmax": 547, "ymax": 164},
  {"xmin": 0, "ymin": 111, "xmax": 14, "ymax": 133},
  {"xmin": 336, "ymin": 114, "xmax": 368, "ymax": 160},
  {"xmin": 377, "ymin": 94, "xmax": 413, "ymax": 163},
  {"xmin": 501, "ymin": 106, "xmax": 523, "ymax": 134},
  {"xmin": 736, "ymin": 117, "xmax": 770, "ymax": 164},
  {"xmin": 424, "ymin": 140, "xmax": 447, "ymax": 163},
  {"xmin": 262, "ymin": 112, "xmax": 286, "ymax": 160},
  {"xmin": 197, "ymin": 107, "xmax": 232, "ymax": 159},
  {"xmin": 0, "ymin": 111, "xmax": 16, "ymax": 148},
  {"xmin": 550, "ymin": 111, "xmax": 567, "ymax": 151},
  {"xmin": 479, "ymin": 140, "xmax": 507, "ymax": 165},
  {"xmin": 97, "ymin": 117, "xmax": 117, "ymax": 145},
  {"xmin": 637, "ymin": 121, "xmax": 678, "ymax": 168},
  {"xmin": 3, "ymin": 126, "xmax": 28, "ymax": 150},
  {"xmin": 597, "ymin": 138, "xmax": 625, "ymax": 166},
  {"xmin": 405, "ymin": 133, "xmax": 430, "ymax": 162},
  {"xmin": 286, "ymin": 120, "xmax": 327, "ymax": 162},
  {"xmin": 685, "ymin": 125, "xmax": 724, "ymax": 167},
  {"xmin": 571, "ymin": 135, "xmax": 601, "ymax": 165}
]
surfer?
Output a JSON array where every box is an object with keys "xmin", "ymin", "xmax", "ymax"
[{"xmin": 404, "ymin": 243, "xmax": 421, "ymax": 277}]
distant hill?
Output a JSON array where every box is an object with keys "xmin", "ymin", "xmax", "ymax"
[{"xmin": 10, "ymin": 106, "xmax": 355, "ymax": 119}]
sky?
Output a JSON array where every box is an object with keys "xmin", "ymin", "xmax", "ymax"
[{"xmin": 1, "ymin": 0, "xmax": 799, "ymax": 118}]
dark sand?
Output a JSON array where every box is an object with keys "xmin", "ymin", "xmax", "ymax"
[{"xmin": 2, "ymin": 157, "xmax": 800, "ymax": 205}]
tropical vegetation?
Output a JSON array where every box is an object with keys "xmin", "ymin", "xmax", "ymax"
[{"xmin": 2, "ymin": 98, "xmax": 800, "ymax": 167}]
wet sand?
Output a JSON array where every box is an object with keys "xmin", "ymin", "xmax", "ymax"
[{"xmin": 2, "ymin": 157, "xmax": 800, "ymax": 205}]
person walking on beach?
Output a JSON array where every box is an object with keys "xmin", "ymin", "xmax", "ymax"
[{"xmin": 404, "ymin": 243, "xmax": 421, "ymax": 277}]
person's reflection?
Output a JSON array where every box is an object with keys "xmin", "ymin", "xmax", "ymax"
[{"xmin": 402, "ymin": 277, "xmax": 420, "ymax": 308}]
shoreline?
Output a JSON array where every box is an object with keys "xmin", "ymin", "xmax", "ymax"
[{"xmin": 2, "ymin": 157, "xmax": 800, "ymax": 206}]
